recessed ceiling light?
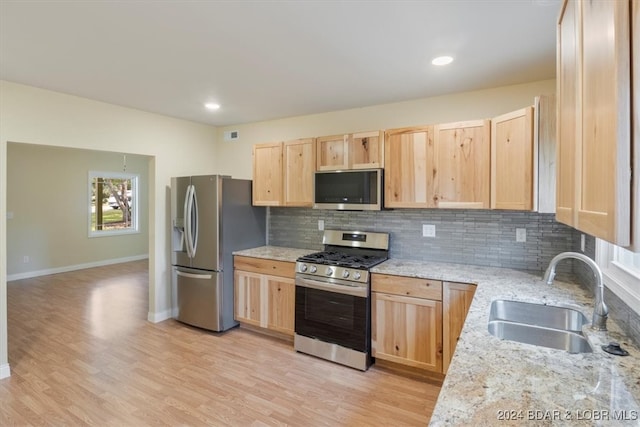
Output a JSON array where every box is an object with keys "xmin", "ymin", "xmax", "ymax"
[
  {"xmin": 204, "ymin": 103, "xmax": 221, "ymax": 110},
  {"xmin": 431, "ymin": 56, "xmax": 454, "ymax": 66}
]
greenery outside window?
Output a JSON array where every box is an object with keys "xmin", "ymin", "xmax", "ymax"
[{"xmin": 89, "ymin": 171, "xmax": 139, "ymax": 237}]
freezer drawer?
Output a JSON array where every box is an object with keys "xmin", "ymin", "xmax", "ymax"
[{"xmin": 175, "ymin": 267, "xmax": 229, "ymax": 331}]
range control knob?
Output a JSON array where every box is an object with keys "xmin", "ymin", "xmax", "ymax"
[
  {"xmin": 310, "ymin": 265, "xmax": 317, "ymax": 273},
  {"xmin": 325, "ymin": 268, "xmax": 333, "ymax": 276},
  {"xmin": 299, "ymin": 264, "xmax": 308, "ymax": 272},
  {"xmin": 353, "ymin": 272, "xmax": 362, "ymax": 280},
  {"xmin": 342, "ymin": 270, "xmax": 350, "ymax": 278}
]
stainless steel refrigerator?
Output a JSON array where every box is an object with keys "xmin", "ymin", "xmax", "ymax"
[{"xmin": 171, "ymin": 175, "xmax": 265, "ymax": 332}]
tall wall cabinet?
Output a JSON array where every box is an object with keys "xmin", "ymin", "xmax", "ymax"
[
  {"xmin": 385, "ymin": 117, "xmax": 533, "ymax": 211},
  {"xmin": 491, "ymin": 107, "xmax": 535, "ymax": 210},
  {"xmin": 384, "ymin": 126, "xmax": 435, "ymax": 208},
  {"xmin": 557, "ymin": 0, "xmax": 635, "ymax": 247},
  {"xmin": 252, "ymin": 138, "xmax": 316, "ymax": 207},
  {"xmin": 433, "ymin": 120, "xmax": 491, "ymax": 209}
]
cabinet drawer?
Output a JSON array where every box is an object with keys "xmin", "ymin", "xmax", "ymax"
[
  {"xmin": 233, "ymin": 256, "xmax": 295, "ymax": 279},
  {"xmin": 371, "ymin": 274, "xmax": 442, "ymax": 301}
]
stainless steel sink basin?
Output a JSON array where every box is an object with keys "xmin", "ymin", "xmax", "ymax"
[{"xmin": 488, "ymin": 300, "xmax": 592, "ymax": 353}]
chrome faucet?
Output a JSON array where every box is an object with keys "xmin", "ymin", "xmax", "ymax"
[{"xmin": 543, "ymin": 251, "xmax": 608, "ymax": 331}]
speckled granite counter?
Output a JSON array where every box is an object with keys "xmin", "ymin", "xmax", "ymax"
[
  {"xmin": 371, "ymin": 259, "xmax": 640, "ymax": 426},
  {"xmin": 233, "ymin": 245, "xmax": 314, "ymax": 263}
]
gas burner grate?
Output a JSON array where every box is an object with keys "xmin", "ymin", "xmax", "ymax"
[{"xmin": 297, "ymin": 251, "xmax": 387, "ymax": 269}]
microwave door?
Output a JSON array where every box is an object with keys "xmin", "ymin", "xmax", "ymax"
[{"xmin": 313, "ymin": 169, "xmax": 382, "ymax": 211}]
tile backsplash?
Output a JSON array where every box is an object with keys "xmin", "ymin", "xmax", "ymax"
[
  {"xmin": 268, "ymin": 208, "xmax": 574, "ymax": 273},
  {"xmin": 268, "ymin": 207, "xmax": 639, "ymax": 345}
]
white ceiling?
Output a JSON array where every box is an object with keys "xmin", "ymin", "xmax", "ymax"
[{"xmin": 0, "ymin": 0, "xmax": 561, "ymax": 127}]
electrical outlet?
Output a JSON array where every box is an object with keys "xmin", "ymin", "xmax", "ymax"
[
  {"xmin": 516, "ymin": 228, "xmax": 527, "ymax": 243},
  {"xmin": 318, "ymin": 220, "xmax": 324, "ymax": 231},
  {"xmin": 422, "ymin": 224, "xmax": 436, "ymax": 237},
  {"xmin": 23, "ymin": 255, "xmax": 30, "ymax": 263},
  {"xmin": 581, "ymin": 234, "xmax": 586, "ymax": 252}
]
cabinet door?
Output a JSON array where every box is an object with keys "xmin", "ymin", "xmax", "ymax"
[
  {"xmin": 351, "ymin": 131, "xmax": 384, "ymax": 169},
  {"xmin": 491, "ymin": 107, "xmax": 534, "ymax": 210},
  {"xmin": 252, "ymin": 142, "xmax": 283, "ymax": 206},
  {"xmin": 433, "ymin": 120, "xmax": 490, "ymax": 209},
  {"xmin": 234, "ymin": 270, "xmax": 263, "ymax": 327},
  {"xmin": 283, "ymin": 138, "xmax": 315, "ymax": 207},
  {"xmin": 384, "ymin": 126, "xmax": 435, "ymax": 208},
  {"xmin": 316, "ymin": 134, "xmax": 349, "ymax": 171},
  {"xmin": 578, "ymin": 0, "xmax": 631, "ymax": 246},
  {"xmin": 442, "ymin": 282, "xmax": 476, "ymax": 374},
  {"xmin": 557, "ymin": 0, "xmax": 633, "ymax": 246},
  {"xmin": 372, "ymin": 292, "xmax": 442, "ymax": 372},
  {"xmin": 266, "ymin": 276, "xmax": 295, "ymax": 336},
  {"xmin": 556, "ymin": 0, "xmax": 579, "ymax": 226}
]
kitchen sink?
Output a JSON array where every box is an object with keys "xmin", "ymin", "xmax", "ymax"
[{"xmin": 488, "ymin": 300, "xmax": 593, "ymax": 353}]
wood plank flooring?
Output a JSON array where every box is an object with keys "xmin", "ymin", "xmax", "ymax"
[{"xmin": 2, "ymin": 261, "xmax": 441, "ymax": 426}]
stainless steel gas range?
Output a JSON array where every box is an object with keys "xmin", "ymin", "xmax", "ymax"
[{"xmin": 294, "ymin": 230, "xmax": 389, "ymax": 371}]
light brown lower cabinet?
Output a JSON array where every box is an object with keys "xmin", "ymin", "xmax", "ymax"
[
  {"xmin": 372, "ymin": 274, "xmax": 444, "ymax": 373},
  {"xmin": 372, "ymin": 291, "xmax": 443, "ymax": 372},
  {"xmin": 233, "ymin": 256, "xmax": 295, "ymax": 337},
  {"xmin": 371, "ymin": 273, "xmax": 475, "ymax": 375},
  {"xmin": 442, "ymin": 281, "xmax": 477, "ymax": 373}
]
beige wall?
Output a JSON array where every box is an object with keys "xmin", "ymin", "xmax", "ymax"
[
  {"xmin": 215, "ymin": 79, "xmax": 556, "ymax": 179},
  {"xmin": 0, "ymin": 77, "xmax": 556, "ymax": 378},
  {"xmin": 0, "ymin": 80, "xmax": 219, "ymax": 378},
  {"xmin": 7, "ymin": 143, "xmax": 150, "ymax": 278}
]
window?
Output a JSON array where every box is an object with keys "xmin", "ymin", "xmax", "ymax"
[
  {"xmin": 596, "ymin": 239, "xmax": 640, "ymax": 315},
  {"xmin": 89, "ymin": 171, "xmax": 139, "ymax": 237}
]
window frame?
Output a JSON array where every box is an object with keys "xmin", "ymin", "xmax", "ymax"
[
  {"xmin": 596, "ymin": 238, "xmax": 640, "ymax": 315},
  {"xmin": 88, "ymin": 171, "xmax": 140, "ymax": 237}
]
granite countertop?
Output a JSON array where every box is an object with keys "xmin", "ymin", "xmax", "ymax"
[
  {"xmin": 233, "ymin": 247, "xmax": 640, "ymax": 425},
  {"xmin": 372, "ymin": 259, "xmax": 640, "ymax": 426},
  {"xmin": 233, "ymin": 245, "xmax": 314, "ymax": 263}
]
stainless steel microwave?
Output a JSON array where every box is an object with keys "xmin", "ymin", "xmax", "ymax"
[{"xmin": 313, "ymin": 168, "xmax": 383, "ymax": 211}]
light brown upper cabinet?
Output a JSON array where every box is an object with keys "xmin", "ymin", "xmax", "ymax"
[
  {"xmin": 317, "ymin": 131, "xmax": 385, "ymax": 170},
  {"xmin": 252, "ymin": 138, "xmax": 316, "ymax": 207},
  {"xmin": 316, "ymin": 134, "xmax": 349, "ymax": 171},
  {"xmin": 316, "ymin": 131, "xmax": 384, "ymax": 171},
  {"xmin": 283, "ymin": 138, "xmax": 316, "ymax": 207},
  {"xmin": 433, "ymin": 120, "xmax": 491, "ymax": 209},
  {"xmin": 384, "ymin": 126, "xmax": 435, "ymax": 208},
  {"xmin": 491, "ymin": 107, "xmax": 534, "ymax": 210},
  {"xmin": 557, "ymin": 0, "xmax": 633, "ymax": 246},
  {"xmin": 253, "ymin": 142, "xmax": 283, "ymax": 206},
  {"xmin": 350, "ymin": 131, "xmax": 385, "ymax": 169}
]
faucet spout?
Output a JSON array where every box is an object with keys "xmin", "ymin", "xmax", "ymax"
[{"xmin": 543, "ymin": 251, "xmax": 608, "ymax": 331}]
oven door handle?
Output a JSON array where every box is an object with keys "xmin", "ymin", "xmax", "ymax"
[{"xmin": 296, "ymin": 276, "xmax": 367, "ymax": 298}]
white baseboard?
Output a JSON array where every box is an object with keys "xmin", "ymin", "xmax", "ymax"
[
  {"xmin": 148, "ymin": 309, "xmax": 173, "ymax": 323},
  {"xmin": 7, "ymin": 254, "xmax": 149, "ymax": 282},
  {"xmin": 0, "ymin": 363, "xmax": 10, "ymax": 379}
]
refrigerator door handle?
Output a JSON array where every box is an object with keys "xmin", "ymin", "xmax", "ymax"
[
  {"xmin": 183, "ymin": 184, "xmax": 192, "ymax": 258},
  {"xmin": 184, "ymin": 184, "xmax": 195, "ymax": 258},
  {"xmin": 191, "ymin": 184, "xmax": 199, "ymax": 257},
  {"xmin": 176, "ymin": 270, "xmax": 213, "ymax": 280}
]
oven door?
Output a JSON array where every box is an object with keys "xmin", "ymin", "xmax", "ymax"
[{"xmin": 295, "ymin": 275, "xmax": 369, "ymax": 352}]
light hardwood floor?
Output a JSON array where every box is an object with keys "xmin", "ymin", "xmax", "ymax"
[{"xmin": 2, "ymin": 260, "xmax": 441, "ymax": 426}]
